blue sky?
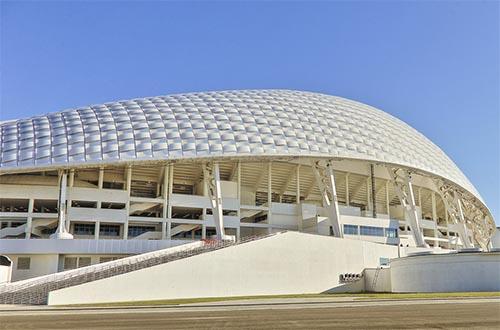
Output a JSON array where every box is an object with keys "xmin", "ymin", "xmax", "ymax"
[{"xmin": 1, "ymin": 1, "xmax": 499, "ymax": 222}]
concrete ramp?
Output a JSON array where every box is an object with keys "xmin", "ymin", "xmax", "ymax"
[{"xmin": 48, "ymin": 232, "xmax": 399, "ymax": 305}]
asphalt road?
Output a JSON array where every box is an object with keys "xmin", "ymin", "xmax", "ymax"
[{"xmin": 1, "ymin": 298, "xmax": 499, "ymax": 329}]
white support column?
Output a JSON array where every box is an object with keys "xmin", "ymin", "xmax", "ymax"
[
  {"xmin": 345, "ymin": 173, "xmax": 350, "ymax": 207},
  {"xmin": 312, "ymin": 160, "xmax": 343, "ymax": 238},
  {"xmin": 388, "ymin": 168, "xmax": 427, "ymax": 248},
  {"xmin": 444, "ymin": 200, "xmax": 451, "ymax": 247},
  {"xmin": 370, "ymin": 164, "xmax": 377, "ymax": 218},
  {"xmin": 97, "ymin": 167, "xmax": 104, "ymax": 209},
  {"xmin": 25, "ymin": 199, "xmax": 34, "ymax": 239},
  {"xmin": 95, "ymin": 221, "xmax": 100, "ymax": 240},
  {"xmin": 124, "ymin": 166, "xmax": 132, "ymax": 240},
  {"xmin": 162, "ymin": 163, "xmax": 169, "ymax": 240},
  {"xmin": 201, "ymin": 223, "xmax": 206, "ymax": 239},
  {"xmin": 366, "ymin": 177, "xmax": 371, "ymax": 213},
  {"xmin": 237, "ymin": 161, "xmax": 241, "ymax": 215},
  {"xmin": 67, "ymin": 169, "xmax": 75, "ymax": 231},
  {"xmin": 432, "ymin": 192, "xmax": 438, "ymax": 246},
  {"xmin": 50, "ymin": 170, "xmax": 73, "ymax": 239},
  {"xmin": 98, "ymin": 167, "xmax": 104, "ymax": 189},
  {"xmin": 385, "ymin": 180, "xmax": 390, "ymax": 218},
  {"xmin": 203, "ymin": 162, "xmax": 226, "ymax": 240},
  {"xmin": 433, "ymin": 179, "xmax": 473, "ymax": 249},
  {"xmin": 237, "ymin": 161, "xmax": 241, "ymax": 241},
  {"xmin": 69, "ymin": 169, "xmax": 75, "ymax": 187},
  {"xmin": 267, "ymin": 162, "xmax": 272, "ymax": 232},
  {"xmin": 167, "ymin": 164, "xmax": 173, "ymax": 240},
  {"xmin": 296, "ymin": 165, "xmax": 301, "ymax": 204},
  {"xmin": 455, "ymin": 197, "xmax": 472, "ymax": 248},
  {"xmin": 417, "ymin": 187, "xmax": 422, "ymax": 209}
]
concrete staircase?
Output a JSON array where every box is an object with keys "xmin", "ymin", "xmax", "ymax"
[
  {"xmin": 0, "ymin": 224, "xmax": 26, "ymax": 238},
  {"xmin": 0, "ymin": 233, "xmax": 277, "ymax": 305},
  {"xmin": 0, "ymin": 219, "xmax": 57, "ymax": 238}
]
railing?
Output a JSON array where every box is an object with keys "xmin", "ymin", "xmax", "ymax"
[{"xmin": 0, "ymin": 232, "xmax": 281, "ymax": 305}]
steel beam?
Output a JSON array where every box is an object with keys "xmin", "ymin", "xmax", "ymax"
[
  {"xmin": 388, "ymin": 168, "xmax": 427, "ymax": 248},
  {"xmin": 50, "ymin": 170, "xmax": 73, "ymax": 239},
  {"xmin": 312, "ymin": 160, "xmax": 343, "ymax": 238},
  {"xmin": 433, "ymin": 179, "xmax": 473, "ymax": 248},
  {"xmin": 203, "ymin": 162, "xmax": 226, "ymax": 240}
]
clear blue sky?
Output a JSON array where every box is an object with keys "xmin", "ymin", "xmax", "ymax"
[{"xmin": 1, "ymin": 1, "xmax": 499, "ymax": 222}]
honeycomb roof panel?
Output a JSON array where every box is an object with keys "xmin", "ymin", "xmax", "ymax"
[{"xmin": 0, "ymin": 89, "xmax": 482, "ymax": 203}]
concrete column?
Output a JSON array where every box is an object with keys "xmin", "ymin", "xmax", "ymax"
[
  {"xmin": 25, "ymin": 199, "xmax": 34, "ymax": 239},
  {"xmin": 296, "ymin": 165, "xmax": 301, "ymax": 204},
  {"xmin": 311, "ymin": 160, "xmax": 342, "ymax": 238},
  {"xmin": 267, "ymin": 162, "xmax": 272, "ymax": 233},
  {"xmin": 69, "ymin": 169, "xmax": 75, "ymax": 187},
  {"xmin": 345, "ymin": 173, "xmax": 350, "ymax": 207},
  {"xmin": 98, "ymin": 167, "xmax": 104, "ymax": 189},
  {"xmin": 95, "ymin": 221, "xmax": 100, "ymax": 240},
  {"xmin": 432, "ymin": 192, "xmax": 438, "ymax": 246},
  {"xmin": 387, "ymin": 168, "xmax": 427, "ymax": 248},
  {"xmin": 124, "ymin": 166, "xmax": 132, "ymax": 240},
  {"xmin": 202, "ymin": 225, "xmax": 206, "ymax": 239},
  {"xmin": 67, "ymin": 169, "xmax": 75, "ymax": 231},
  {"xmin": 456, "ymin": 198, "xmax": 472, "ymax": 248},
  {"xmin": 97, "ymin": 168, "xmax": 104, "ymax": 209},
  {"xmin": 162, "ymin": 164, "xmax": 169, "ymax": 240},
  {"xmin": 386, "ymin": 180, "xmax": 390, "ymax": 218},
  {"xmin": 167, "ymin": 165, "xmax": 173, "ymax": 240},
  {"xmin": 50, "ymin": 171, "xmax": 73, "ymax": 239},
  {"xmin": 366, "ymin": 177, "xmax": 371, "ymax": 213},
  {"xmin": 212, "ymin": 163, "xmax": 225, "ymax": 239},
  {"xmin": 370, "ymin": 164, "xmax": 377, "ymax": 218},
  {"xmin": 237, "ymin": 161, "xmax": 241, "ymax": 218},
  {"xmin": 326, "ymin": 162, "xmax": 342, "ymax": 238}
]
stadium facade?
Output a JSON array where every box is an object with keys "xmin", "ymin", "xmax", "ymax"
[{"xmin": 0, "ymin": 89, "xmax": 495, "ymax": 283}]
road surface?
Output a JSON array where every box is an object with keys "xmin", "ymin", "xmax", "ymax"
[{"xmin": 1, "ymin": 297, "xmax": 499, "ymax": 329}]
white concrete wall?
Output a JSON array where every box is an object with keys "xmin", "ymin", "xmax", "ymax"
[
  {"xmin": 363, "ymin": 268, "xmax": 391, "ymax": 292},
  {"xmin": 9, "ymin": 254, "xmax": 59, "ymax": 282},
  {"xmin": 0, "ymin": 265, "xmax": 12, "ymax": 283},
  {"xmin": 48, "ymin": 232, "xmax": 399, "ymax": 305},
  {"xmin": 391, "ymin": 252, "xmax": 500, "ymax": 292}
]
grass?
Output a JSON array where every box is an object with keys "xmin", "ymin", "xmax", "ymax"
[{"xmin": 61, "ymin": 291, "xmax": 500, "ymax": 308}]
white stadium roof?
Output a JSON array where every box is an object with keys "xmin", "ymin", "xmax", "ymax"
[{"xmin": 0, "ymin": 89, "xmax": 482, "ymax": 204}]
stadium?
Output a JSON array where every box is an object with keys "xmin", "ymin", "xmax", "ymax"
[{"xmin": 0, "ymin": 89, "xmax": 497, "ymax": 305}]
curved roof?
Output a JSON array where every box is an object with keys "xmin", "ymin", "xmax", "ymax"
[{"xmin": 0, "ymin": 89, "xmax": 482, "ymax": 202}]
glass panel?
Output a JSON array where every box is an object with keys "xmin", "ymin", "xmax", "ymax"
[
  {"xmin": 343, "ymin": 224, "xmax": 359, "ymax": 235},
  {"xmin": 360, "ymin": 226, "xmax": 384, "ymax": 237}
]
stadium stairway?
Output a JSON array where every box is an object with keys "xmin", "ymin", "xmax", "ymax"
[{"xmin": 0, "ymin": 233, "xmax": 277, "ymax": 305}]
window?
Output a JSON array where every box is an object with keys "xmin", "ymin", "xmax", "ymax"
[
  {"xmin": 17, "ymin": 257, "xmax": 30, "ymax": 270},
  {"xmin": 100, "ymin": 224, "xmax": 120, "ymax": 237},
  {"xmin": 71, "ymin": 200, "xmax": 97, "ymax": 208},
  {"xmin": 102, "ymin": 181, "xmax": 124, "ymax": 190},
  {"xmin": 64, "ymin": 257, "xmax": 78, "ymax": 270},
  {"xmin": 33, "ymin": 199, "xmax": 58, "ymax": 213},
  {"xmin": 101, "ymin": 202, "xmax": 126, "ymax": 209},
  {"xmin": 128, "ymin": 226, "xmax": 155, "ymax": 238},
  {"xmin": 343, "ymin": 224, "xmax": 359, "ymax": 235},
  {"xmin": 385, "ymin": 228, "xmax": 398, "ymax": 238},
  {"xmin": 78, "ymin": 257, "xmax": 91, "ymax": 268},
  {"xmin": 74, "ymin": 223, "xmax": 95, "ymax": 236},
  {"xmin": 0, "ymin": 198, "xmax": 29, "ymax": 212},
  {"xmin": 64, "ymin": 257, "xmax": 92, "ymax": 270},
  {"xmin": 100, "ymin": 256, "xmax": 122, "ymax": 263},
  {"xmin": 360, "ymin": 226, "xmax": 384, "ymax": 237},
  {"xmin": 379, "ymin": 257, "xmax": 390, "ymax": 266}
]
